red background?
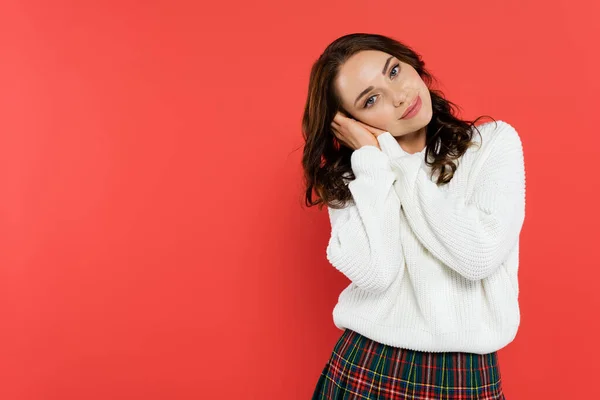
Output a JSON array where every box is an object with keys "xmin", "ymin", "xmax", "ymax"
[{"xmin": 1, "ymin": 1, "xmax": 599, "ymax": 399}]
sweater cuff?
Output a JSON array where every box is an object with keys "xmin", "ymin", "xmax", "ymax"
[{"xmin": 350, "ymin": 145, "xmax": 394, "ymax": 181}]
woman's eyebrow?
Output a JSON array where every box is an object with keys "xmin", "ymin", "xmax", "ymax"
[{"xmin": 354, "ymin": 56, "xmax": 395, "ymax": 107}]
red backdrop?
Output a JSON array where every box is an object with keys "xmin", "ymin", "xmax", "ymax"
[{"xmin": 1, "ymin": 1, "xmax": 599, "ymax": 399}]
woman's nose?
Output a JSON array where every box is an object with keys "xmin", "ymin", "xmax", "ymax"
[
  {"xmin": 394, "ymin": 88, "xmax": 417, "ymax": 107},
  {"xmin": 393, "ymin": 92, "xmax": 407, "ymax": 107}
]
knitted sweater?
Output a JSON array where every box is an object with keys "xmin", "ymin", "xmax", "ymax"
[{"xmin": 326, "ymin": 120, "xmax": 526, "ymax": 354}]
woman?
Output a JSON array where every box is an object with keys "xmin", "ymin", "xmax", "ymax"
[{"xmin": 302, "ymin": 33, "xmax": 526, "ymax": 399}]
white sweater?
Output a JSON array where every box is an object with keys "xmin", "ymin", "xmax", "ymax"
[{"xmin": 326, "ymin": 120, "xmax": 526, "ymax": 354}]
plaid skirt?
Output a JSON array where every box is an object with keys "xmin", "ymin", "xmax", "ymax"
[{"xmin": 312, "ymin": 329, "xmax": 506, "ymax": 400}]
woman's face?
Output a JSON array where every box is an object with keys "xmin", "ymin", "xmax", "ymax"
[{"xmin": 334, "ymin": 50, "xmax": 433, "ymax": 137}]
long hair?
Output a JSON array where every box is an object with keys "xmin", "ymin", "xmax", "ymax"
[{"xmin": 301, "ymin": 33, "xmax": 494, "ymax": 210}]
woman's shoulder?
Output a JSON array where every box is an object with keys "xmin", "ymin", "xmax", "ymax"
[
  {"xmin": 475, "ymin": 119, "xmax": 520, "ymax": 142},
  {"xmin": 470, "ymin": 119, "xmax": 522, "ymax": 154}
]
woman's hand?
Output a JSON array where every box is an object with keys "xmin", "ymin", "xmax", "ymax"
[{"xmin": 331, "ymin": 112, "xmax": 388, "ymax": 151}]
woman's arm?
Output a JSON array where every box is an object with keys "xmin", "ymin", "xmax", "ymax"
[
  {"xmin": 378, "ymin": 121, "xmax": 526, "ymax": 281},
  {"xmin": 326, "ymin": 145, "xmax": 403, "ymax": 294}
]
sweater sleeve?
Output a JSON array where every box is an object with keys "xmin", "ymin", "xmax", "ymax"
[
  {"xmin": 325, "ymin": 145, "xmax": 404, "ymax": 294},
  {"xmin": 377, "ymin": 121, "xmax": 526, "ymax": 281}
]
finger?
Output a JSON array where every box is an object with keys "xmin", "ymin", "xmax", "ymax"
[
  {"xmin": 332, "ymin": 131, "xmax": 347, "ymax": 145},
  {"xmin": 334, "ymin": 111, "xmax": 354, "ymax": 123},
  {"xmin": 356, "ymin": 120, "xmax": 386, "ymax": 134},
  {"xmin": 332, "ymin": 112, "xmax": 345, "ymax": 124},
  {"xmin": 354, "ymin": 120, "xmax": 375, "ymax": 133},
  {"xmin": 332, "ymin": 127, "xmax": 346, "ymax": 143},
  {"xmin": 331, "ymin": 124, "xmax": 340, "ymax": 135}
]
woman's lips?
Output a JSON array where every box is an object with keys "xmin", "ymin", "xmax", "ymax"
[{"xmin": 400, "ymin": 95, "xmax": 422, "ymax": 119}]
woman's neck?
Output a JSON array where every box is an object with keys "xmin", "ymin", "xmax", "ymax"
[{"xmin": 396, "ymin": 126, "xmax": 427, "ymax": 154}]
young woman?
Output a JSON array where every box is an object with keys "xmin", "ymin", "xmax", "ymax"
[{"xmin": 302, "ymin": 33, "xmax": 526, "ymax": 399}]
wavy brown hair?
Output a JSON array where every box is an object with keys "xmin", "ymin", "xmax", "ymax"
[{"xmin": 301, "ymin": 33, "xmax": 495, "ymax": 210}]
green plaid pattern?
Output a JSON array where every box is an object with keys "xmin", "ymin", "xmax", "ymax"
[{"xmin": 312, "ymin": 329, "xmax": 506, "ymax": 399}]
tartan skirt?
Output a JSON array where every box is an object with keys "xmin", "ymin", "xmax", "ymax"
[{"xmin": 312, "ymin": 329, "xmax": 506, "ymax": 400}]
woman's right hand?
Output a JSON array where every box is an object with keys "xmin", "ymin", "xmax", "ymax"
[{"xmin": 331, "ymin": 112, "xmax": 387, "ymax": 151}]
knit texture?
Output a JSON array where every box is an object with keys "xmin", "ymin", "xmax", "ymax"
[{"xmin": 325, "ymin": 120, "xmax": 526, "ymax": 354}]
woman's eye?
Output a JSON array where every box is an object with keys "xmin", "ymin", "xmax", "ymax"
[
  {"xmin": 363, "ymin": 64, "xmax": 400, "ymax": 109},
  {"xmin": 364, "ymin": 96, "xmax": 376, "ymax": 108}
]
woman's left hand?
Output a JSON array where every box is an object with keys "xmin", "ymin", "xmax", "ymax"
[{"xmin": 353, "ymin": 119, "xmax": 388, "ymax": 138}]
